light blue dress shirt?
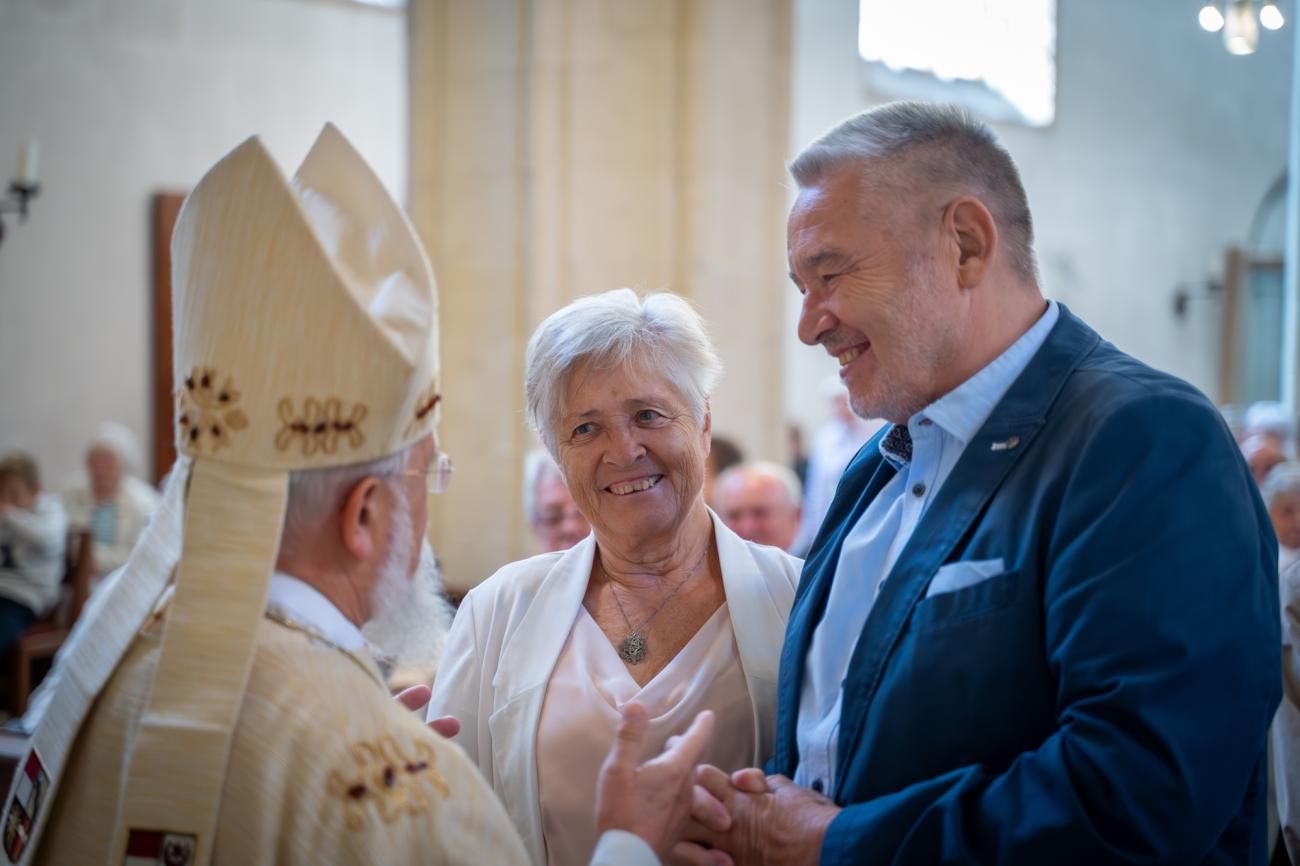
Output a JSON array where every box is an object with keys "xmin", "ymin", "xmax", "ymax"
[{"xmin": 794, "ymin": 301, "xmax": 1059, "ymax": 795}]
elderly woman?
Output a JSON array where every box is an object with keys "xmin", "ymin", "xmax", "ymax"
[
  {"xmin": 1265, "ymin": 462, "xmax": 1300, "ymax": 572},
  {"xmin": 429, "ymin": 289, "xmax": 800, "ymax": 866}
]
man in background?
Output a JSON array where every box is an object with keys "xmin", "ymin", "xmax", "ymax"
[{"xmin": 713, "ymin": 461, "xmax": 803, "ymax": 554}]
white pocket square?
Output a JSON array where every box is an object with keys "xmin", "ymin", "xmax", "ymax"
[{"xmin": 925, "ymin": 558, "xmax": 1006, "ymax": 598}]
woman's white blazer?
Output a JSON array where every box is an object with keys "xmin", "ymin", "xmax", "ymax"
[{"xmin": 428, "ymin": 509, "xmax": 801, "ymax": 866}]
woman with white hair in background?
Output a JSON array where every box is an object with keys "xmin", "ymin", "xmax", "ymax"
[
  {"xmin": 429, "ymin": 289, "xmax": 800, "ymax": 866},
  {"xmin": 61, "ymin": 421, "xmax": 160, "ymax": 585},
  {"xmin": 1264, "ymin": 463, "xmax": 1300, "ymax": 573},
  {"xmin": 524, "ymin": 447, "xmax": 591, "ymax": 552}
]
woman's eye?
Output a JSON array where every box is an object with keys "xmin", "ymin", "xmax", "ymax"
[
  {"xmin": 572, "ymin": 423, "xmax": 594, "ymax": 437},
  {"xmin": 635, "ymin": 409, "xmax": 663, "ymax": 423}
]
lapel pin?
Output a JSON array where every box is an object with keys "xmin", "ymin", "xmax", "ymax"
[{"xmin": 990, "ymin": 435, "xmax": 1021, "ymax": 452}]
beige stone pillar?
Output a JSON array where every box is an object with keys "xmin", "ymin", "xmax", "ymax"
[{"xmin": 409, "ymin": 0, "xmax": 792, "ymax": 593}]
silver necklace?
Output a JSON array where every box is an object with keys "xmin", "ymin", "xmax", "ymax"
[{"xmin": 601, "ymin": 545, "xmax": 710, "ymax": 665}]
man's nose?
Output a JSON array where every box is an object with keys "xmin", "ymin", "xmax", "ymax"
[{"xmin": 797, "ymin": 290, "xmax": 836, "ymax": 347}]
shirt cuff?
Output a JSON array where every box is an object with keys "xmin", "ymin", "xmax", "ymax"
[{"xmin": 591, "ymin": 830, "xmax": 660, "ymax": 866}]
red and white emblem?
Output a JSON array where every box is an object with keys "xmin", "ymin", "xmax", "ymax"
[
  {"xmin": 3, "ymin": 749, "xmax": 48, "ymax": 863},
  {"xmin": 124, "ymin": 830, "xmax": 196, "ymax": 866}
]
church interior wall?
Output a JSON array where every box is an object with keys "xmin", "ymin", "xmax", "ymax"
[{"xmin": 0, "ymin": 0, "xmax": 407, "ymax": 485}]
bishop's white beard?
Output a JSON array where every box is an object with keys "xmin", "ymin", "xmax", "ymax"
[{"xmin": 361, "ymin": 502, "xmax": 453, "ymax": 672}]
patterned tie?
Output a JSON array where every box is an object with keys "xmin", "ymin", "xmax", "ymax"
[{"xmin": 880, "ymin": 424, "xmax": 913, "ymax": 468}]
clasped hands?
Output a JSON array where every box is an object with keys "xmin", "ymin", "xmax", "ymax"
[
  {"xmin": 397, "ymin": 685, "xmax": 838, "ymax": 864},
  {"xmin": 668, "ymin": 766, "xmax": 840, "ymax": 866}
]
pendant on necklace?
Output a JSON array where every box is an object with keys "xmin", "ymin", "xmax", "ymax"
[{"xmin": 618, "ymin": 632, "xmax": 648, "ymax": 664}]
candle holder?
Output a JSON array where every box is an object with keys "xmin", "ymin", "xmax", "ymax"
[{"xmin": 0, "ymin": 180, "xmax": 41, "ymax": 250}]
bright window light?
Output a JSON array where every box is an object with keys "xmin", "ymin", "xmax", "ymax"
[{"xmin": 858, "ymin": 0, "xmax": 1057, "ymax": 128}]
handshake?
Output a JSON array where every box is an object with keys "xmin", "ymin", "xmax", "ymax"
[{"xmin": 403, "ymin": 687, "xmax": 840, "ymax": 866}]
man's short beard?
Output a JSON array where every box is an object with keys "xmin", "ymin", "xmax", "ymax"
[
  {"xmin": 361, "ymin": 501, "xmax": 453, "ymax": 672},
  {"xmin": 850, "ymin": 255, "xmax": 955, "ymax": 424}
]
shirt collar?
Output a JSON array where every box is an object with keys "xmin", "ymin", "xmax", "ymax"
[
  {"xmin": 914, "ymin": 300, "xmax": 1059, "ymax": 445},
  {"xmin": 265, "ymin": 572, "xmax": 368, "ymax": 654}
]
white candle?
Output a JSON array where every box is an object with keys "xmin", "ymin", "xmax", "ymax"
[{"xmin": 16, "ymin": 140, "xmax": 39, "ymax": 186}]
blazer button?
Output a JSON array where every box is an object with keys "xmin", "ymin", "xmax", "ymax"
[
  {"xmin": 811, "ymin": 778, "xmax": 825, "ymax": 793},
  {"xmin": 912, "ymin": 483, "xmax": 926, "ymax": 497}
]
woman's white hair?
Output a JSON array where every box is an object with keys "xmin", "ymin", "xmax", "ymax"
[
  {"xmin": 524, "ymin": 289, "xmax": 722, "ymax": 453},
  {"xmin": 1263, "ymin": 462, "xmax": 1300, "ymax": 507}
]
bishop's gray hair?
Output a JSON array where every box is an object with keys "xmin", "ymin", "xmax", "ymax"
[
  {"xmin": 524, "ymin": 289, "xmax": 722, "ymax": 453},
  {"xmin": 789, "ymin": 101, "xmax": 1038, "ymax": 283},
  {"xmin": 280, "ymin": 444, "xmax": 414, "ymax": 553}
]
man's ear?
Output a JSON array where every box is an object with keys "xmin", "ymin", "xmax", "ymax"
[
  {"xmin": 339, "ymin": 477, "xmax": 384, "ymax": 560},
  {"xmin": 944, "ymin": 196, "xmax": 999, "ymax": 289}
]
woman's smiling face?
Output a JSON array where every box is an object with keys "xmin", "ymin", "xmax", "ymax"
[{"xmin": 553, "ymin": 356, "xmax": 710, "ymax": 548}]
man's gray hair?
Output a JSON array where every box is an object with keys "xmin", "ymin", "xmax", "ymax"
[
  {"xmin": 1263, "ymin": 462, "xmax": 1300, "ymax": 507},
  {"xmin": 789, "ymin": 101, "xmax": 1038, "ymax": 283},
  {"xmin": 524, "ymin": 289, "xmax": 722, "ymax": 452},
  {"xmin": 522, "ymin": 447, "xmax": 564, "ymax": 522},
  {"xmin": 280, "ymin": 444, "xmax": 413, "ymax": 553},
  {"xmin": 715, "ymin": 460, "xmax": 803, "ymax": 510}
]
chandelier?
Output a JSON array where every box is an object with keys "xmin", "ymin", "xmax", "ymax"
[{"xmin": 1200, "ymin": 1, "xmax": 1286, "ymax": 54}]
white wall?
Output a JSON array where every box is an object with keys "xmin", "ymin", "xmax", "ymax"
[
  {"xmin": 0, "ymin": 0, "xmax": 406, "ymax": 484},
  {"xmin": 785, "ymin": 0, "xmax": 1294, "ymax": 436}
]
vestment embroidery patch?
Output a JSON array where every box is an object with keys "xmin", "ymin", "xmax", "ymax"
[
  {"xmin": 327, "ymin": 735, "xmax": 449, "ymax": 831},
  {"xmin": 123, "ymin": 829, "xmax": 196, "ymax": 866},
  {"xmin": 3, "ymin": 749, "xmax": 48, "ymax": 863},
  {"xmin": 177, "ymin": 367, "xmax": 249, "ymax": 454},
  {"xmin": 275, "ymin": 397, "xmax": 368, "ymax": 455},
  {"xmin": 405, "ymin": 382, "xmax": 440, "ymax": 437}
]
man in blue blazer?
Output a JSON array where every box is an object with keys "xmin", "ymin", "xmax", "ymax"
[{"xmin": 683, "ymin": 102, "xmax": 1280, "ymax": 865}]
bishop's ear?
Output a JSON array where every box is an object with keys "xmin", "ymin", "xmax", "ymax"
[{"xmin": 339, "ymin": 476, "xmax": 384, "ymax": 561}]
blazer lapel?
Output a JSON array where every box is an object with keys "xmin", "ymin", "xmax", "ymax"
[
  {"xmin": 772, "ymin": 439, "xmax": 896, "ymax": 773},
  {"xmin": 831, "ymin": 305, "xmax": 1101, "ymax": 797}
]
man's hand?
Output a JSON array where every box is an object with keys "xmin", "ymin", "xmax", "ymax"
[
  {"xmin": 394, "ymin": 684, "xmax": 460, "ymax": 738},
  {"xmin": 679, "ymin": 766, "xmax": 840, "ymax": 866},
  {"xmin": 595, "ymin": 703, "xmax": 716, "ymax": 860}
]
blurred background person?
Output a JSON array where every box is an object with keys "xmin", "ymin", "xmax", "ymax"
[
  {"xmin": 430, "ymin": 289, "xmax": 800, "ymax": 866},
  {"xmin": 793, "ymin": 376, "xmax": 885, "ymax": 553},
  {"xmin": 788, "ymin": 423, "xmax": 809, "ymax": 487},
  {"xmin": 1247, "ymin": 435, "xmax": 1289, "ymax": 486},
  {"xmin": 61, "ymin": 422, "xmax": 159, "ymax": 586},
  {"xmin": 702, "ymin": 433, "xmax": 743, "ymax": 506},
  {"xmin": 0, "ymin": 453, "xmax": 66, "ymax": 653},
  {"xmin": 1265, "ymin": 463, "xmax": 1300, "ymax": 573},
  {"xmin": 524, "ymin": 447, "xmax": 590, "ymax": 553},
  {"xmin": 713, "ymin": 461, "xmax": 803, "ymax": 554},
  {"xmin": 1245, "ymin": 401, "xmax": 1296, "ymax": 454}
]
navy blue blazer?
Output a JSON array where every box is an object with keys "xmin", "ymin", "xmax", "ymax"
[{"xmin": 770, "ymin": 306, "xmax": 1281, "ymax": 865}]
